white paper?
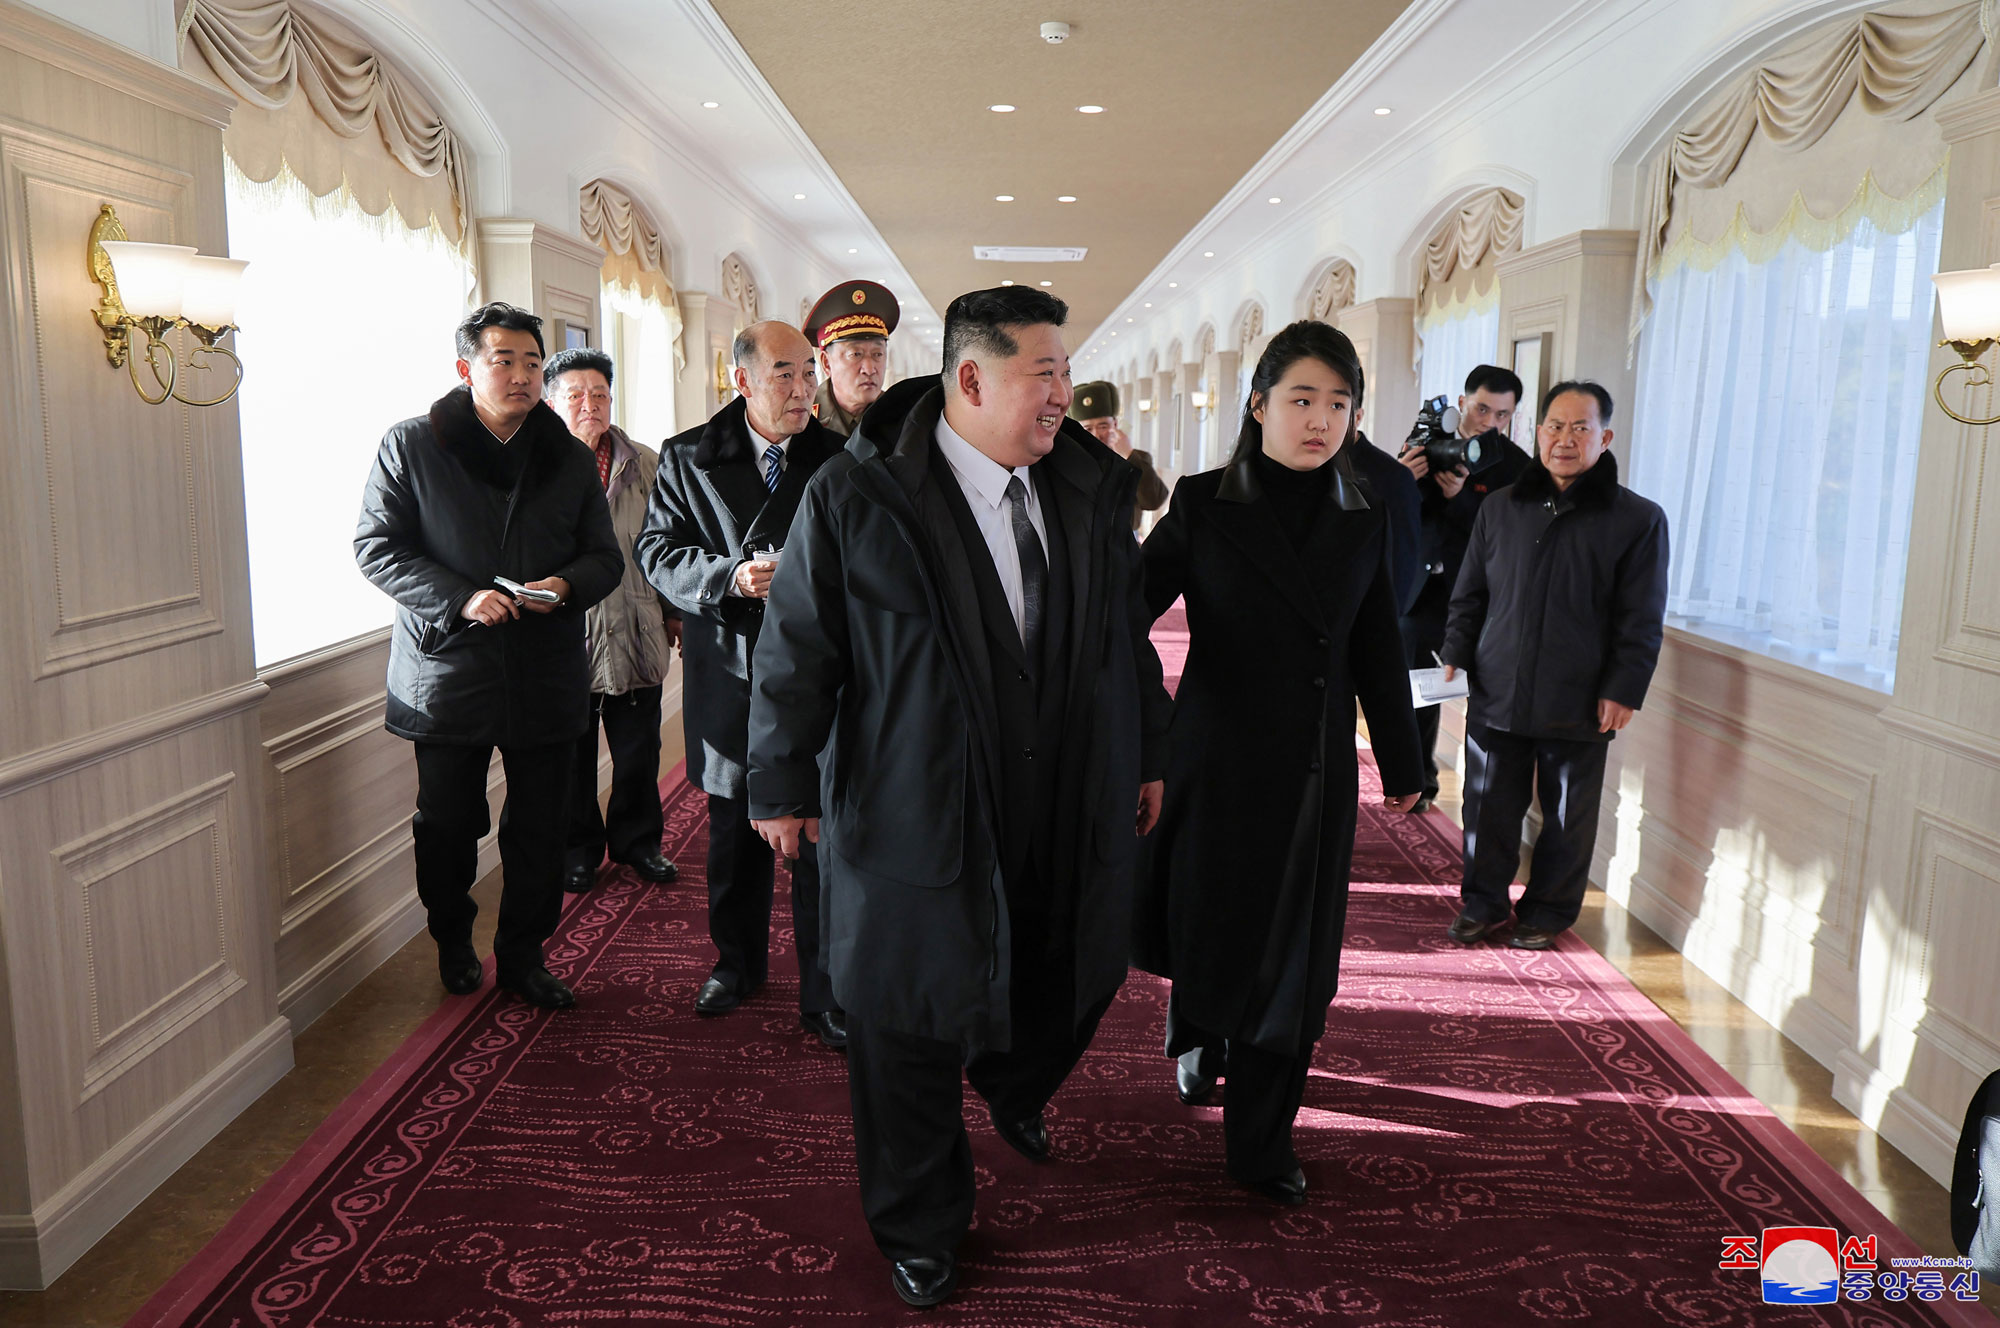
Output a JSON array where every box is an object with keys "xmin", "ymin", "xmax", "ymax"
[{"xmin": 1409, "ymin": 666, "xmax": 1469, "ymax": 707}]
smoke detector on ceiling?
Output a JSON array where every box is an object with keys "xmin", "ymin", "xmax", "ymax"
[{"xmin": 1041, "ymin": 21, "xmax": 1070, "ymax": 44}]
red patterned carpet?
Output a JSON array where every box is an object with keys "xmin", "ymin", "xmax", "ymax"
[{"xmin": 133, "ymin": 614, "xmax": 1980, "ymax": 1326}]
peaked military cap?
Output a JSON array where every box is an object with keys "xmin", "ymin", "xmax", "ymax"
[
  {"xmin": 1070, "ymin": 381, "xmax": 1120, "ymax": 421},
  {"xmin": 805, "ymin": 280, "xmax": 899, "ymax": 348}
]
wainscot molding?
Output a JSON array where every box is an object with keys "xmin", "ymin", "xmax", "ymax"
[
  {"xmin": 0, "ymin": 1, "xmax": 235, "ymax": 128},
  {"xmin": 0, "ymin": 681, "xmax": 266, "ymax": 797}
]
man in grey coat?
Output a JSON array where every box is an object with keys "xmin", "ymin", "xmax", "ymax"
[
  {"xmin": 632, "ymin": 322, "xmax": 846, "ymax": 1045},
  {"xmin": 543, "ymin": 348, "xmax": 680, "ymax": 893}
]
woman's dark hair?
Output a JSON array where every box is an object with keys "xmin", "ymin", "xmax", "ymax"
[{"xmin": 1228, "ymin": 319, "xmax": 1364, "ymax": 466}]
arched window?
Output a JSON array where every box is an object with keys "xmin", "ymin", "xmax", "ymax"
[
  {"xmin": 1629, "ymin": 0, "xmax": 1983, "ymax": 687},
  {"xmin": 1304, "ymin": 259, "xmax": 1355, "ymax": 324},
  {"xmin": 1414, "ymin": 188, "xmax": 1521, "ymax": 404},
  {"xmin": 580, "ymin": 179, "xmax": 682, "ymax": 447}
]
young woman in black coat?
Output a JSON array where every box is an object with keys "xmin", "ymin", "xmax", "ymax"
[{"xmin": 1135, "ymin": 320, "xmax": 1424, "ymax": 1205}]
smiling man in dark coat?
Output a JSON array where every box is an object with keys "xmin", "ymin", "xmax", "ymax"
[
  {"xmin": 744, "ymin": 286, "xmax": 1172, "ymax": 1308},
  {"xmin": 631, "ymin": 321, "xmax": 846, "ymax": 1045},
  {"xmin": 1441, "ymin": 380, "xmax": 1668, "ymax": 952},
  {"xmin": 355, "ymin": 302, "xmax": 624, "ymax": 1010}
]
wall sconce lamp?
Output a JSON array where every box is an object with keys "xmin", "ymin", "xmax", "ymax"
[
  {"xmin": 1189, "ymin": 390, "xmax": 1210, "ymax": 413},
  {"xmin": 1931, "ymin": 262, "xmax": 2000, "ymax": 426},
  {"xmin": 89, "ymin": 204, "xmax": 247, "ymax": 407},
  {"xmin": 714, "ymin": 349, "xmax": 736, "ymax": 402},
  {"xmin": 1137, "ymin": 398, "xmax": 1154, "ymax": 413}
]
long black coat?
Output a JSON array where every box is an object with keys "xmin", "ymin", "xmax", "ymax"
[
  {"xmin": 1134, "ymin": 451, "xmax": 1422, "ymax": 1058},
  {"xmin": 1346, "ymin": 431, "xmax": 1425, "ymax": 614},
  {"xmin": 354, "ymin": 387, "xmax": 623, "ymax": 747},
  {"xmin": 631, "ymin": 397, "xmax": 843, "ymax": 799},
  {"xmin": 745, "ymin": 380, "xmax": 1173, "ymax": 1050},
  {"xmin": 1400, "ymin": 431, "xmax": 1534, "ymax": 658},
  {"xmin": 1440, "ymin": 451, "xmax": 1669, "ymax": 742}
]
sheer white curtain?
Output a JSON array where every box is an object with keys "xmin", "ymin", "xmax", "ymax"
[
  {"xmin": 226, "ymin": 158, "xmax": 473, "ymax": 667},
  {"xmin": 603, "ymin": 280, "xmax": 679, "ymax": 447},
  {"xmin": 1417, "ymin": 301, "xmax": 1501, "ymax": 404},
  {"xmin": 1631, "ymin": 201, "xmax": 1942, "ymax": 687}
]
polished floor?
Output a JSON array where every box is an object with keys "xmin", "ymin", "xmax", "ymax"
[{"xmin": 0, "ymin": 748, "xmax": 1982, "ymax": 1325}]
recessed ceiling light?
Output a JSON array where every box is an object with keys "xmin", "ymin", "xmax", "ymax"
[
  {"xmin": 989, "ymin": 103, "xmax": 1016, "ymax": 113},
  {"xmin": 1268, "ymin": 197, "xmax": 1282, "ymax": 204},
  {"xmin": 1373, "ymin": 106, "xmax": 1392, "ymax": 116},
  {"xmin": 1168, "ymin": 282, "xmax": 1178, "ymax": 288},
  {"xmin": 793, "ymin": 193, "xmax": 807, "ymax": 200},
  {"xmin": 847, "ymin": 247, "xmax": 858, "ymax": 254},
  {"xmin": 1203, "ymin": 251, "xmax": 1215, "ymax": 258},
  {"xmin": 1143, "ymin": 301, "xmax": 1152, "ymax": 307},
  {"xmin": 1125, "ymin": 317, "xmax": 1134, "ymax": 323},
  {"xmin": 1039, "ymin": 280, "xmax": 1053, "ymax": 287},
  {"xmin": 995, "ymin": 194, "xmax": 1015, "ymax": 202},
  {"xmin": 1077, "ymin": 105, "xmax": 1105, "ymax": 114},
  {"xmin": 1057, "ymin": 195, "xmax": 1077, "ymax": 203},
  {"xmin": 1111, "ymin": 331, "xmax": 1118, "ymax": 336},
  {"xmin": 701, "ymin": 100, "xmax": 720, "ymax": 109},
  {"xmin": 1001, "ymin": 279, "xmax": 1016, "ymax": 286}
]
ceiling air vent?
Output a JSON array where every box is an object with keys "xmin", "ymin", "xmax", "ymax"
[{"xmin": 973, "ymin": 246, "xmax": 1087, "ymax": 262}]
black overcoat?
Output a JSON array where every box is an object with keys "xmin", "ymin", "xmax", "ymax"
[
  {"xmin": 744, "ymin": 379, "xmax": 1173, "ymax": 1050},
  {"xmin": 354, "ymin": 387, "xmax": 623, "ymax": 747},
  {"xmin": 1346, "ymin": 431, "xmax": 1425, "ymax": 614},
  {"xmin": 1134, "ymin": 451, "xmax": 1423, "ymax": 1058},
  {"xmin": 1440, "ymin": 451, "xmax": 1669, "ymax": 742},
  {"xmin": 630, "ymin": 397, "xmax": 843, "ymax": 798}
]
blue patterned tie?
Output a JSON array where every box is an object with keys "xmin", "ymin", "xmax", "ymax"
[{"xmin": 763, "ymin": 443, "xmax": 783, "ymax": 494}]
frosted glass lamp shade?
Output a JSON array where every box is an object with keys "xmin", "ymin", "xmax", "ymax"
[
  {"xmin": 99, "ymin": 242, "xmax": 196, "ymax": 320},
  {"xmin": 180, "ymin": 256, "xmax": 250, "ymax": 329},
  {"xmin": 1932, "ymin": 262, "xmax": 2000, "ymax": 344},
  {"xmin": 1190, "ymin": 391, "xmax": 1209, "ymax": 409}
]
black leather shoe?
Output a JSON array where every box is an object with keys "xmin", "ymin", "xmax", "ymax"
[
  {"xmin": 1509, "ymin": 925, "xmax": 1562, "ymax": 951},
  {"xmin": 1447, "ymin": 911, "xmax": 1507, "ymax": 945},
  {"xmin": 1242, "ymin": 1166, "xmax": 1308, "ymax": 1206},
  {"xmin": 498, "ymin": 966, "xmax": 575, "ymax": 1009},
  {"xmin": 439, "ymin": 944, "xmax": 482, "ymax": 996},
  {"xmin": 989, "ymin": 1108, "xmax": 1049, "ymax": 1162},
  {"xmin": 1176, "ymin": 1050, "xmax": 1216, "ymax": 1105},
  {"xmin": 563, "ymin": 862, "xmax": 595, "ymax": 893},
  {"xmin": 801, "ymin": 1010, "xmax": 848, "ymax": 1049},
  {"xmin": 694, "ymin": 975, "xmax": 742, "ymax": 1016},
  {"xmin": 1410, "ymin": 795, "xmax": 1435, "ymax": 814},
  {"xmin": 618, "ymin": 851, "xmax": 678, "ymax": 884},
  {"xmin": 890, "ymin": 1254, "xmax": 957, "ymax": 1307}
]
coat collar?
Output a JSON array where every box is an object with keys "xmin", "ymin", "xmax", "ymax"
[
  {"xmin": 427, "ymin": 386, "xmax": 576, "ymax": 490},
  {"xmin": 602, "ymin": 425, "xmax": 643, "ymax": 502},
  {"xmin": 1511, "ymin": 448, "xmax": 1621, "ymax": 511},
  {"xmin": 1216, "ymin": 444, "xmax": 1371, "ymax": 511},
  {"xmin": 859, "ymin": 377, "xmax": 1116, "ymax": 510},
  {"xmin": 1209, "ymin": 446, "xmax": 1376, "ymax": 631}
]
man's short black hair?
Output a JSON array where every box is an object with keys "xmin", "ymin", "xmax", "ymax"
[
  {"xmin": 544, "ymin": 346, "xmax": 613, "ymax": 392},
  {"xmin": 1542, "ymin": 379, "xmax": 1615, "ymax": 425},
  {"xmin": 942, "ymin": 286, "xmax": 1068, "ymax": 378},
  {"xmin": 1463, "ymin": 363, "xmax": 1523, "ymax": 403},
  {"xmin": 456, "ymin": 302, "xmax": 544, "ymax": 360}
]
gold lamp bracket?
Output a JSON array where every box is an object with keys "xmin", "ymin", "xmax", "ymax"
[
  {"xmin": 87, "ymin": 203, "xmax": 132, "ymax": 367},
  {"xmin": 1935, "ymin": 337, "xmax": 2000, "ymax": 427}
]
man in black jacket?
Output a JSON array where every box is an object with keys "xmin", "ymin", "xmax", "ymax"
[
  {"xmin": 1440, "ymin": 381, "xmax": 1668, "ymax": 951},
  {"xmin": 631, "ymin": 321, "xmax": 847, "ymax": 1046},
  {"xmin": 745, "ymin": 287, "xmax": 1172, "ymax": 1308},
  {"xmin": 355, "ymin": 303, "xmax": 624, "ymax": 1009},
  {"xmin": 1399, "ymin": 364, "xmax": 1531, "ymax": 811}
]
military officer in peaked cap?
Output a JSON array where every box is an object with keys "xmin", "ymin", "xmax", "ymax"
[
  {"xmin": 806, "ymin": 280, "xmax": 899, "ymax": 438},
  {"xmin": 1071, "ymin": 381, "xmax": 1168, "ymax": 531}
]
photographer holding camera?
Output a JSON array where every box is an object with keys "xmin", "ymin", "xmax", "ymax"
[{"xmin": 1397, "ymin": 364, "xmax": 1531, "ymax": 812}]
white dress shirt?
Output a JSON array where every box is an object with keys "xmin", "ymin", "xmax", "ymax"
[
  {"xmin": 726, "ymin": 419, "xmax": 791, "ymax": 595},
  {"xmin": 934, "ymin": 413, "xmax": 1047, "ymax": 643}
]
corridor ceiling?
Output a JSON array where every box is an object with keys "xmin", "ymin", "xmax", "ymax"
[{"xmin": 709, "ymin": 0, "xmax": 1414, "ymax": 346}]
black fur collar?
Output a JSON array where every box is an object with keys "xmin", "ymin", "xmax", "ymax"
[
  {"xmin": 427, "ymin": 386, "xmax": 575, "ymax": 490},
  {"xmin": 1512, "ymin": 448, "xmax": 1620, "ymax": 510}
]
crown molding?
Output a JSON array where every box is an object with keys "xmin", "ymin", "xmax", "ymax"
[
  {"xmin": 0, "ymin": 0, "xmax": 235, "ymax": 129},
  {"xmin": 1495, "ymin": 229, "xmax": 1641, "ymax": 279}
]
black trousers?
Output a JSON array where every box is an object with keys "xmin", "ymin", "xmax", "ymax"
[
  {"xmin": 844, "ymin": 921, "xmax": 1112, "ymax": 1261},
  {"xmin": 411, "ymin": 740, "xmax": 572, "ymax": 974},
  {"xmin": 704, "ymin": 793, "xmax": 835, "ymax": 1013},
  {"xmin": 1171, "ymin": 994, "xmax": 1315, "ymax": 1184},
  {"xmin": 1459, "ymin": 723, "xmax": 1610, "ymax": 932},
  {"xmin": 1402, "ymin": 580, "xmax": 1449, "ymax": 800},
  {"xmin": 565, "ymin": 685, "xmax": 667, "ymax": 874}
]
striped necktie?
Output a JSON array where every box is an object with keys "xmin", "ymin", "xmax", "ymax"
[{"xmin": 762, "ymin": 442, "xmax": 783, "ymax": 494}]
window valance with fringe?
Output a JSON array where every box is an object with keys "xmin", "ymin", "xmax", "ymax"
[
  {"xmin": 580, "ymin": 179, "xmax": 684, "ymax": 371},
  {"xmin": 1630, "ymin": 0, "xmax": 1991, "ymax": 340},
  {"xmin": 1306, "ymin": 259, "xmax": 1356, "ymax": 323},
  {"xmin": 1416, "ymin": 187, "xmax": 1524, "ymax": 320},
  {"xmin": 179, "ymin": 0, "xmax": 473, "ymax": 254}
]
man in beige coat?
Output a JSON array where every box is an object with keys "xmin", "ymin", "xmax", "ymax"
[{"xmin": 544, "ymin": 348, "xmax": 680, "ymax": 891}]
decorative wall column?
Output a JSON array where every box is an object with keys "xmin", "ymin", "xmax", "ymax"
[
  {"xmin": 475, "ymin": 219, "xmax": 604, "ymax": 352},
  {"xmin": 1212, "ymin": 348, "xmax": 1241, "ymax": 459},
  {"xmin": 1150, "ymin": 369, "xmax": 1176, "ymax": 466},
  {"xmin": 1494, "ymin": 231, "xmax": 1641, "ymax": 453},
  {"xmin": 1338, "ymin": 298, "xmax": 1417, "ymax": 446},
  {"xmin": 1177, "ymin": 361, "xmax": 1202, "ymax": 475}
]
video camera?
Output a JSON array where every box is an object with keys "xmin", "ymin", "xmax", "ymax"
[{"xmin": 1404, "ymin": 394, "xmax": 1502, "ymax": 474}]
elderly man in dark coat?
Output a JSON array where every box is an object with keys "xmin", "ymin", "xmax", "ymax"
[
  {"xmin": 1441, "ymin": 380, "xmax": 1669, "ymax": 951},
  {"xmin": 631, "ymin": 321, "xmax": 846, "ymax": 1045},
  {"xmin": 744, "ymin": 286, "xmax": 1172, "ymax": 1309},
  {"xmin": 355, "ymin": 302, "xmax": 623, "ymax": 1010}
]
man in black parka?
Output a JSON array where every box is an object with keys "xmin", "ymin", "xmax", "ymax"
[
  {"xmin": 355, "ymin": 302, "xmax": 624, "ymax": 1009},
  {"xmin": 631, "ymin": 321, "xmax": 847, "ymax": 1044},
  {"xmin": 1440, "ymin": 380, "xmax": 1669, "ymax": 951},
  {"xmin": 744, "ymin": 287, "xmax": 1172, "ymax": 1309}
]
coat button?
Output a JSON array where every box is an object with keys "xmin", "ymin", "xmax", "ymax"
[
  {"xmin": 1316, "ymin": 637, "xmax": 1329, "ymax": 648},
  {"xmin": 1312, "ymin": 676, "xmax": 1326, "ymax": 688},
  {"xmin": 1019, "ymin": 669, "xmax": 1029, "ymax": 681},
  {"xmin": 1309, "ymin": 760, "xmax": 1322, "ymax": 772},
  {"xmin": 1022, "ymin": 747, "xmax": 1035, "ymax": 759}
]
